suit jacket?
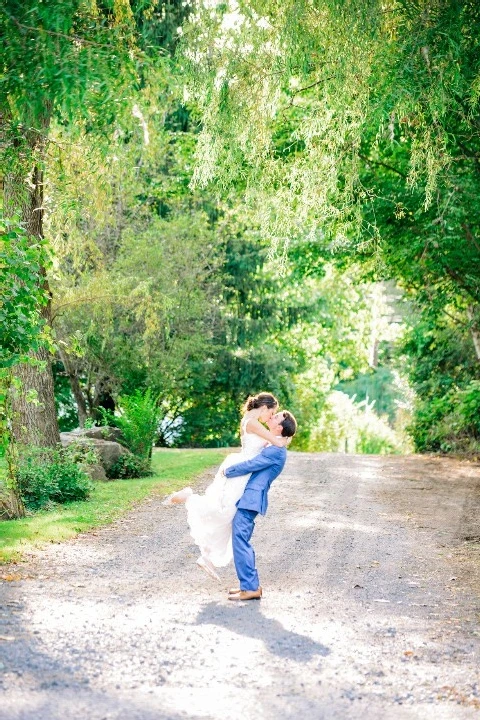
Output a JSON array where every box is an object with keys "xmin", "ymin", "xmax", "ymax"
[{"xmin": 224, "ymin": 444, "xmax": 287, "ymax": 516}]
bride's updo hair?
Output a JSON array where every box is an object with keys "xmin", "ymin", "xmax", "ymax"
[{"xmin": 243, "ymin": 392, "xmax": 278, "ymax": 413}]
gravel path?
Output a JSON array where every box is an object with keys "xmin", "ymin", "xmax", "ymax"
[{"xmin": 1, "ymin": 451, "xmax": 479, "ymax": 719}]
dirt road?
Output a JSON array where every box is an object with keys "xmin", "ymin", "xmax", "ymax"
[{"xmin": 1, "ymin": 452, "xmax": 479, "ymax": 719}]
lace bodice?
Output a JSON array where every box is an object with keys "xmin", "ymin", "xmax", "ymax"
[{"xmin": 240, "ymin": 417, "xmax": 267, "ymax": 459}]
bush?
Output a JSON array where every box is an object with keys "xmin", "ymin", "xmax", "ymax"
[
  {"xmin": 410, "ymin": 394, "xmax": 457, "ymax": 452},
  {"xmin": 62, "ymin": 439, "xmax": 100, "ymax": 466},
  {"xmin": 306, "ymin": 391, "xmax": 406, "ymax": 454},
  {"xmin": 101, "ymin": 388, "xmax": 161, "ymax": 460},
  {"xmin": 106, "ymin": 454, "xmax": 152, "ymax": 479},
  {"xmin": 16, "ymin": 447, "xmax": 93, "ymax": 511},
  {"xmin": 411, "ymin": 381, "xmax": 480, "ymax": 454},
  {"xmin": 16, "ymin": 455, "xmax": 57, "ymax": 511},
  {"xmin": 458, "ymin": 380, "xmax": 480, "ymax": 436},
  {"xmin": 400, "ymin": 317, "xmax": 480, "ymax": 455}
]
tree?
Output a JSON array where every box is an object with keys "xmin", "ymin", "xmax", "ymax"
[
  {"xmin": 0, "ymin": 216, "xmax": 50, "ymax": 516},
  {"xmin": 179, "ymin": 0, "xmax": 480, "ymax": 311},
  {"xmin": 0, "ymin": 0, "xmax": 173, "ymax": 446},
  {"xmin": 40, "ymin": 89, "xmax": 220, "ymax": 428},
  {"xmin": 181, "ymin": 1, "xmax": 479, "ymax": 232},
  {"xmin": 178, "ymin": 0, "xmax": 480, "ymax": 451}
]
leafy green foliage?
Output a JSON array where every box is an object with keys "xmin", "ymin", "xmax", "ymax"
[
  {"xmin": 1, "ymin": 0, "xmax": 141, "ymax": 132},
  {"xmin": 6, "ymin": 0, "xmax": 478, "ymax": 460},
  {"xmin": 302, "ymin": 390, "xmax": 406, "ymax": 455},
  {"xmin": 16, "ymin": 446, "xmax": 93, "ymax": 510},
  {"xmin": 0, "ymin": 0, "xmax": 190, "ymax": 465},
  {"xmin": 458, "ymin": 381, "xmax": 480, "ymax": 437},
  {"xmin": 47, "ymin": 106, "xmax": 220, "ymax": 428},
  {"xmin": 48, "ymin": 119, "xmax": 396, "ymax": 450},
  {"xmin": 0, "ymin": 206, "xmax": 52, "ymax": 505},
  {"xmin": 0, "ymin": 216, "xmax": 49, "ymax": 368},
  {"xmin": 107, "ymin": 454, "xmax": 152, "ymax": 479},
  {"xmin": 180, "ymin": 0, "xmax": 480, "ymax": 241},
  {"xmin": 102, "ymin": 389, "xmax": 161, "ymax": 459},
  {"xmin": 1, "ymin": 0, "xmax": 184, "ymax": 366},
  {"xmin": 62, "ymin": 439, "xmax": 100, "ymax": 467},
  {"xmin": 178, "ymin": 0, "xmax": 480, "ymax": 455},
  {"xmin": 401, "ymin": 315, "xmax": 480, "ymax": 454}
]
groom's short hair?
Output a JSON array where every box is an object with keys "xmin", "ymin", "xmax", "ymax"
[{"xmin": 279, "ymin": 411, "xmax": 297, "ymax": 437}]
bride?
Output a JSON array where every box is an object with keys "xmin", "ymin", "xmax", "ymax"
[{"xmin": 162, "ymin": 392, "xmax": 289, "ymax": 580}]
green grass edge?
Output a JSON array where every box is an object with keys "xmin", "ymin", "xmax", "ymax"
[{"xmin": 0, "ymin": 448, "xmax": 226, "ymax": 565}]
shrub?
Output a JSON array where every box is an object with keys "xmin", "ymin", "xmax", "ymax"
[
  {"xmin": 410, "ymin": 394, "xmax": 456, "ymax": 452},
  {"xmin": 16, "ymin": 447, "xmax": 93, "ymax": 511},
  {"xmin": 400, "ymin": 317, "xmax": 480, "ymax": 456},
  {"xmin": 411, "ymin": 381, "xmax": 480, "ymax": 454},
  {"xmin": 306, "ymin": 390, "xmax": 406, "ymax": 454},
  {"xmin": 62, "ymin": 439, "xmax": 100, "ymax": 466},
  {"xmin": 16, "ymin": 454, "xmax": 57, "ymax": 511},
  {"xmin": 107, "ymin": 454, "xmax": 152, "ymax": 479},
  {"xmin": 101, "ymin": 389, "xmax": 161, "ymax": 460},
  {"xmin": 458, "ymin": 380, "xmax": 480, "ymax": 437}
]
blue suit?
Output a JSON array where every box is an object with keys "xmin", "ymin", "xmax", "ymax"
[{"xmin": 225, "ymin": 445, "xmax": 287, "ymax": 591}]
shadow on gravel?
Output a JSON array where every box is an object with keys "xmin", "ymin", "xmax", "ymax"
[
  {"xmin": 0, "ymin": 590, "xmax": 88, "ymax": 695},
  {"xmin": 195, "ymin": 601, "xmax": 330, "ymax": 662},
  {"xmin": 1, "ymin": 694, "xmax": 194, "ymax": 720}
]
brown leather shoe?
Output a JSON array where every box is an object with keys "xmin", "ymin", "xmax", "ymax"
[
  {"xmin": 228, "ymin": 585, "xmax": 262, "ymax": 595},
  {"xmin": 228, "ymin": 587, "xmax": 262, "ymax": 601}
]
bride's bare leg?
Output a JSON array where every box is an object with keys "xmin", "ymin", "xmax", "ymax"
[
  {"xmin": 197, "ymin": 555, "xmax": 221, "ymax": 582},
  {"xmin": 162, "ymin": 487, "xmax": 193, "ymax": 506}
]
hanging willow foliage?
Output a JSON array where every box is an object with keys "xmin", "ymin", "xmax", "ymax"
[{"xmin": 179, "ymin": 0, "xmax": 480, "ymax": 248}]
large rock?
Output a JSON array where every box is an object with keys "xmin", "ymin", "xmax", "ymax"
[
  {"xmin": 60, "ymin": 432, "xmax": 131, "ymax": 476},
  {"xmin": 79, "ymin": 463, "xmax": 108, "ymax": 482},
  {"xmin": 66, "ymin": 426, "xmax": 122, "ymax": 443}
]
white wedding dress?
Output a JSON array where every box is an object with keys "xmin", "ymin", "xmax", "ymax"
[{"xmin": 185, "ymin": 418, "xmax": 266, "ymax": 567}]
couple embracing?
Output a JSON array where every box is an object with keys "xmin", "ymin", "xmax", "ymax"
[{"xmin": 163, "ymin": 393, "xmax": 297, "ymax": 601}]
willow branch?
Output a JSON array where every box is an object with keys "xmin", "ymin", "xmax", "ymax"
[
  {"xmin": 51, "ymin": 293, "xmax": 117, "ymax": 320},
  {"xmin": 359, "ymin": 154, "xmax": 407, "ymax": 179},
  {"xmin": 2, "ymin": 11, "xmax": 109, "ymax": 48}
]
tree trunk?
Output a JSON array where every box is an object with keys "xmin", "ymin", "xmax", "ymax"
[
  {"xmin": 0, "ymin": 373, "xmax": 25, "ymax": 518},
  {"xmin": 91, "ymin": 377, "xmax": 116, "ymax": 423},
  {"xmin": 11, "ymin": 342, "xmax": 60, "ymax": 447},
  {"xmin": 0, "ymin": 441, "xmax": 25, "ymax": 518},
  {"xmin": 4, "ymin": 122, "xmax": 60, "ymax": 448},
  {"xmin": 58, "ymin": 347, "xmax": 88, "ymax": 427},
  {"xmin": 0, "ymin": 492, "xmax": 25, "ymax": 520}
]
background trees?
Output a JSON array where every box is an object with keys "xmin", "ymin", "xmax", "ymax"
[
  {"xmin": 178, "ymin": 0, "xmax": 480, "ymax": 453},
  {"xmin": 1, "ymin": 0, "xmax": 180, "ymax": 445},
  {"xmin": 2, "ymin": 0, "xmax": 478, "ymax": 477},
  {"xmin": 46, "ymin": 114, "xmax": 382, "ymax": 447}
]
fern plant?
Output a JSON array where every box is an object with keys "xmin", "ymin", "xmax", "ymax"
[{"xmin": 103, "ymin": 389, "xmax": 161, "ymax": 460}]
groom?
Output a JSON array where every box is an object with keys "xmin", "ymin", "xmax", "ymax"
[{"xmin": 223, "ymin": 410, "xmax": 297, "ymax": 601}]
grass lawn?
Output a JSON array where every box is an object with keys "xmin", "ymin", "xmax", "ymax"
[{"xmin": 0, "ymin": 448, "xmax": 226, "ymax": 564}]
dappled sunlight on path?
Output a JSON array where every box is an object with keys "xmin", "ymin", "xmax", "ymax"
[{"xmin": 1, "ymin": 453, "xmax": 479, "ymax": 719}]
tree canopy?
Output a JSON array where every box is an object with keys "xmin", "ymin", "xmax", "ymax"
[
  {"xmin": 1, "ymin": 0, "xmax": 479, "ymax": 475},
  {"xmin": 177, "ymin": 0, "xmax": 480, "ymax": 452}
]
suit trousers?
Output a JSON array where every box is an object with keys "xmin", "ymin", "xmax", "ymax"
[{"xmin": 232, "ymin": 508, "xmax": 259, "ymax": 591}]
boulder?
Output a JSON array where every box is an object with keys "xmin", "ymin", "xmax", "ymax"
[
  {"xmin": 66, "ymin": 426, "xmax": 122, "ymax": 443},
  {"xmin": 79, "ymin": 463, "xmax": 108, "ymax": 482},
  {"xmin": 60, "ymin": 433, "xmax": 131, "ymax": 476}
]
